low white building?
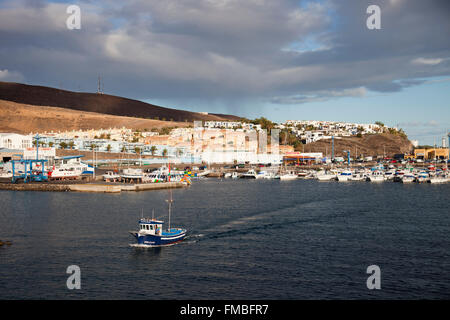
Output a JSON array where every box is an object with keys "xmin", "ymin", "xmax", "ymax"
[
  {"xmin": 0, "ymin": 133, "xmax": 33, "ymax": 150},
  {"xmin": 23, "ymin": 147, "xmax": 56, "ymax": 161}
]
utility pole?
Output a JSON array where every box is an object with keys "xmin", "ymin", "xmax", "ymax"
[{"xmin": 331, "ymin": 135, "xmax": 335, "ymax": 161}]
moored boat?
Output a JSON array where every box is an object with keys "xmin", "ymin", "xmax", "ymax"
[
  {"xmin": 401, "ymin": 173, "xmax": 416, "ymax": 183},
  {"xmin": 337, "ymin": 170, "xmax": 352, "ymax": 182},
  {"xmin": 367, "ymin": 170, "xmax": 385, "ymax": 182},
  {"xmin": 241, "ymin": 169, "xmax": 257, "ymax": 179},
  {"xmin": 279, "ymin": 171, "xmax": 297, "ymax": 180}
]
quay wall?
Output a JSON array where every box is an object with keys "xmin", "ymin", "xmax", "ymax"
[{"xmin": 0, "ymin": 182, "xmax": 185, "ymax": 193}]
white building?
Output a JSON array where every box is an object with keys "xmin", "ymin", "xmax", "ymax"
[
  {"xmin": 0, "ymin": 133, "xmax": 33, "ymax": 150},
  {"xmin": 23, "ymin": 147, "xmax": 56, "ymax": 161}
]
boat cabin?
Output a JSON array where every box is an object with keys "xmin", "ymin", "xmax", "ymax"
[{"xmin": 139, "ymin": 218, "xmax": 163, "ymax": 236}]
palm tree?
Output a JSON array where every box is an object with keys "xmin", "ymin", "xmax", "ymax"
[
  {"xmin": 59, "ymin": 142, "xmax": 68, "ymax": 149},
  {"xmin": 68, "ymin": 141, "xmax": 75, "ymax": 150},
  {"xmin": 106, "ymin": 144, "xmax": 112, "ymax": 152},
  {"xmin": 134, "ymin": 147, "xmax": 141, "ymax": 155},
  {"xmin": 89, "ymin": 143, "xmax": 97, "ymax": 151},
  {"xmin": 48, "ymin": 142, "xmax": 54, "ymax": 148},
  {"xmin": 162, "ymin": 148, "xmax": 168, "ymax": 157},
  {"xmin": 150, "ymin": 146, "xmax": 157, "ymax": 156}
]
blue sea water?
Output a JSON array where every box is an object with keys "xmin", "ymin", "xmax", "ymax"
[{"xmin": 0, "ymin": 179, "xmax": 449, "ymax": 299}]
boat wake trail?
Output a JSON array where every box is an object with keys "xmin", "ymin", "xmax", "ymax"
[{"xmin": 189, "ymin": 196, "xmax": 365, "ymax": 243}]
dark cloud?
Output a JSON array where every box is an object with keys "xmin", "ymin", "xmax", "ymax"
[{"xmin": 0, "ymin": 0, "xmax": 449, "ymax": 111}]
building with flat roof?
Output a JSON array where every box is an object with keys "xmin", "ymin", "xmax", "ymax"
[{"xmin": 413, "ymin": 148, "xmax": 449, "ymax": 160}]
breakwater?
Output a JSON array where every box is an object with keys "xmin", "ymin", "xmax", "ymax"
[{"xmin": 0, "ymin": 181, "xmax": 185, "ymax": 193}]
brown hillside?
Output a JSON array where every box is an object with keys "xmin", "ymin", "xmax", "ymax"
[
  {"xmin": 301, "ymin": 133, "xmax": 413, "ymax": 158},
  {"xmin": 0, "ymin": 99, "xmax": 189, "ymax": 134},
  {"xmin": 0, "ymin": 81, "xmax": 241, "ymax": 122}
]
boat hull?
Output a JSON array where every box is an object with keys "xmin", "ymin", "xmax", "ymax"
[{"xmin": 131, "ymin": 229, "xmax": 187, "ymax": 247}]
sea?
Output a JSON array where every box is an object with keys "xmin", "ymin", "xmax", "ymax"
[{"xmin": 0, "ymin": 179, "xmax": 449, "ymax": 299}]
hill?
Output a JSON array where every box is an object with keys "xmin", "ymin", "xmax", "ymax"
[
  {"xmin": 0, "ymin": 81, "xmax": 241, "ymax": 122},
  {"xmin": 302, "ymin": 133, "xmax": 413, "ymax": 158},
  {"xmin": 0, "ymin": 99, "xmax": 189, "ymax": 134}
]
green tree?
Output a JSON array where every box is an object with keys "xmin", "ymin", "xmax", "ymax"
[
  {"xmin": 251, "ymin": 117, "xmax": 275, "ymax": 130},
  {"xmin": 48, "ymin": 141, "xmax": 54, "ymax": 148},
  {"xmin": 59, "ymin": 142, "xmax": 68, "ymax": 149},
  {"xmin": 162, "ymin": 148, "xmax": 168, "ymax": 157},
  {"xmin": 106, "ymin": 144, "xmax": 112, "ymax": 152},
  {"xmin": 68, "ymin": 141, "xmax": 75, "ymax": 149},
  {"xmin": 134, "ymin": 147, "xmax": 141, "ymax": 154},
  {"xmin": 150, "ymin": 146, "xmax": 157, "ymax": 156}
]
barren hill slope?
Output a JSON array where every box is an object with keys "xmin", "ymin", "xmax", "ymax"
[
  {"xmin": 302, "ymin": 133, "xmax": 413, "ymax": 158},
  {"xmin": 0, "ymin": 99, "xmax": 189, "ymax": 134},
  {"xmin": 0, "ymin": 81, "xmax": 241, "ymax": 122}
]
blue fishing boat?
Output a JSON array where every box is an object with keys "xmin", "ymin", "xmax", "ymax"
[{"xmin": 129, "ymin": 192, "xmax": 186, "ymax": 247}]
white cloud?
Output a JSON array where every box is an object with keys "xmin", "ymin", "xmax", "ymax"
[
  {"xmin": 411, "ymin": 57, "xmax": 444, "ymax": 66},
  {"xmin": 271, "ymin": 87, "xmax": 367, "ymax": 104},
  {"xmin": 0, "ymin": 69, "xmax": 24, "ymax": 82}
]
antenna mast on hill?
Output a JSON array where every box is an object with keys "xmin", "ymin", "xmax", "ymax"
[{"xmin": 97, "ymin": 75, "xmax": 103, "ymax": 94}]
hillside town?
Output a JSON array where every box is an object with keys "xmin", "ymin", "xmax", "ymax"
[{"xmin": 0, "ymin": 120, "xmax": 448, "ymax": 167}]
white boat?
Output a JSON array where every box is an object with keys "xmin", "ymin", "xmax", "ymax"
[
  {"xmin": 121, "ymin": 168, "xmax": 144, "ymax": 179},
  {"xmin": 197, "ymin": 170, "xmax": 211, "ymax": 177},
  {"xmin": 48, "ymin": 157, "xmax": 93, "ymax": 179},
  {"xmin": 279, "ymin": 171, "xmax": 297, "ymax": 181},
  {"xmin": 429, "ymin": 175, "xmax": 448, "ymax": 184},
  {"xmin": 367, "ymin": 170, "xmax": 385, "ymax": 182},
  {"xmin": 255, "ymin": 170, "xmax": 268, "ymax": 179},
  {"xmin": 0, "ymin": 170, "xmax": 12, "ymax": 178},
  {"xmin": 231, "ymin": 172, "xmax": 240, "ymax": 179},
  {"xmin": 317, "ymin": 174, "xmax": 336, "ymax": 181},
  {"xmin": 416, "ymin": 171, "xmax": 429, "ymax": 183},
  {"xmin": 224, "ymin": 172, "xmax": 232, "ymax": 178},
  {"xmin": 401, "ymin": 174, "xmax": 416, "ymax": 183},
  {"xmin": 103, "ymin": 171, "xmax": 121, "ymax": 181},
  {"xmin": 383, "ymin": 169, "xmax": 396, "ymax": 181},
  {"xmin": 316, "ymin": 170, "xmax": 336, "ymax": 181},
  {"xmin": 337, "ymin": 170, "xmax": 352, "ymax": 182},
  {"xmin": 349, "ymin": 172, "xmax": 366, "ymax": 181},
  {"xmin": 297, "ymin": 171, "xmax": 309, "ymax": 179},
  {"xmin": 241, "ymin": 169, "xmax": 257, "ymax": 179},
  {"xmin": 263, "ymin": 171, "xmax": 277, "ymax": 179}
]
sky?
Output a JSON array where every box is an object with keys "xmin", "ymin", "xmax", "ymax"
[{"xmin": 0, "ymin": 0, "xmax": 449, "ymax": 145}]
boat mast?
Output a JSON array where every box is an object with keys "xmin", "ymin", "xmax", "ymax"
[{"xmin": 166, "ymin": 190, "xmax": 173, "ymax": 231}]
